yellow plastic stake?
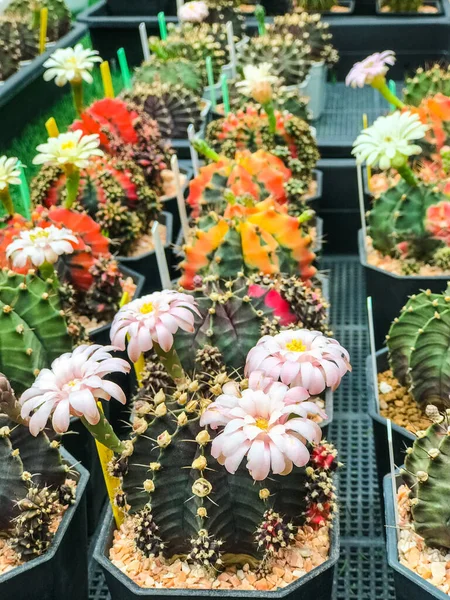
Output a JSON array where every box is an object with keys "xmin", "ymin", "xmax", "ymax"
[
  {"xmin": 45, "ymin": 117, "xmax": 59, "ymax": 138},
  {"xmin": 94, "ymin": 403, "xmax": 125, "ymax": 528},
  {"xmin": 362, "ymin": 113, "xmax": 371, "ymax": 192},
  {"xmin": 39, "ymin": 7, "xmax": 48, "ymax": 54},
  {"xmin": 119, "ymin": 291, "xmax": 145, "ymax": 386},
  {"xmin": 100, "ymin": 61, "xmax": 115, "ymax": 98}
]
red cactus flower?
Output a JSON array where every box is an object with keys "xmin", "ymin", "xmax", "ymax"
[{"xmin": 425, "ymin": 201, "xmax": 450, "ymax": 245}]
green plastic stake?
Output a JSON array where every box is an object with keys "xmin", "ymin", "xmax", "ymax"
[
  {"xmin": 221, "ymin": 74, "xmax": 230, "ymax": 116},
  {"xmin": 205, "ymin": 56, "xmax": 216, "ymax": 110},
  {"xmin": 158, "ymin": 11, "xmax": 167, "ymax": 40},
  {"xmin": 117, "ymin": 47, "xmax": 132, "ymax": 90},
  {"xmin": 388, "ymin": 79, "xmax": 396, "ymax": 112},
  {"xmin": 255, "ymin": 4, "xmax": 266, "ymax": 36},
  {"xmin": 18, "ymin": 162, "xmax": 31, "ymax": 220}
]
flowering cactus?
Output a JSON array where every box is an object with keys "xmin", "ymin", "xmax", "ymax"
[{"xmin": 179, "ymin": 196, "xmax": 316, "ymax": 289}]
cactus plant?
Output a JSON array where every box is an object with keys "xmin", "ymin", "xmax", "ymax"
[
  {"xmin": 206, "ymin": 107, "xmax": 319, "ymax": 196},
  {"xmin": 172, "ymin": 273, "xmax": 329, "ymax": 373},
  {"xmin": 31, "ymin": 156, "xmax": 161, "ymax": 256},
  {"xmin": 237, "ymin": 33, "xmax": 311, "ymax": 86},
  {"xmin": 134, "ymin": 57, "xmax": 203, "ymax": 94},
  {"xmin": 203, "ymin": 0, "xmax": 245, "ymax": 35},
  {"xmin": 121, "ymin": 82, "xmax": 206, "ymax": 140},
  {"xmin": 0, "ymin": 374, "xmax": 74, "ymax": 559},
  {"xmin": 294, "ymin": 0, "xmax": 337, "ymax": 10},
  {"xmin": 0, "ymin": 15, "xmax": 38, "ymax": 81},
  {"xmin": 400, "ymin": 410, "xmax": 450, "ymax": 548},
  {"xmin": 6, "ymin": 0, "xmax": 70, "ymax": 42},
  {"xmin": 367, "ymin": 180, "xmax": 449, "ymax": 261},
  {"xmin": 225, "ymin": 86, "xmax": 310, "ymax": 121},
  {"xmin": 403, "ymin": 65, "xmax": 450, "ymax": 107},
  {"xmin": 71, "ymin": 98, "xmax": 173, "ymax": 193},
  {"xmin": 112, "ymin": 368, "xmax": 339, "ymax": 568},
  {"xmin": 381, "ymin": 0, "xmax": 423, "ymax": 11},
  {"xmin": 387, "ymin": 288, "xmax": 450, "ymax": 410},
  {"xmin": 268, "ymin": 13, "xmax": 338, "ymax": 67},
  {"xmin": 179, "ymin": 195, "xmax": 316, "ymax": 289}
]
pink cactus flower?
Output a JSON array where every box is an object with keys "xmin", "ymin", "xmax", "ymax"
[
  {"xmin": 20, "ymin": 344, "xmax": 130, "ymax": 436},
  {"xmin": 345, "ymin": 51, "xmax": 396, "ymax": 88},
  {"xmin": 425, "ymin": 202, "xmax": 450, "ymax": 245},
  {"xmin": 110, "ymin": 290, "xmax": 201, "ymax": 362},
  {"xmin": 396, "ymin": 241, "xmax": 410, "ymax": 258},
  {"xmin": 245, "ymin": 330, "xmax": 351, "ymax": 396},
  {"xmin": 201, "ymin": 387, "xmax": 322, "ymax": 480}
]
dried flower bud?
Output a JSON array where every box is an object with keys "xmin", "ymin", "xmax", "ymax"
[
  {"xmin": 196, "ymin": 430, "xmax": 211, "ymax": 446},
  {"xmin": 133, "ymin": 417, "xmax": 148, "ymax": 434},
  {"xmin": 143, "ymin": 479, "xmax": 155, "ymax": 493},
  {"xmin": 154, "ymin": 403, "xmax": 167, "ymax": 417},
  {"xmin": 192, "ymin": 455, "xmax": 207, "ymax": 470},
  {"xmin": 157, "ymin": 430, "xmax": 172, "ymax": 448},
  {"xmin": 186, "ymin": 400, "xmax": 198, "ymax": 413},
  {"xmin": 154, "ymin": 390, "xmax": 166, "ymax": 405},
  {"xmin": 192, "ymin": 478, "xmax": 212, "ymax": 497}
]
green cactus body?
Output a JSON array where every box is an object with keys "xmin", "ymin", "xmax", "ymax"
[
  {"xmin": 134, "ymin": 58, "xmax": 203, "ymax": 93},
  {"xmin": 0, "ymin": 270, "xmax": 72, "ymax": 394},
  {"xmin": 402, "ymin": 419, "xmax": 450, "ymax": 548},
  {"xmin": 117, "ymin": 372, "xmax": 338, "ymax": 568},
  {"xmin": 0, "ymin": 429, "xmax": 28, "ymax": 530},
  {"xmin": 0, "ymin": 17, "xmax": 22, "ymax": 81},
  {"xmin": 382, "ymin": 0, "xmax": 423, "ymax": 12},
  {"xmin": 6, "ymin": 0, "xmax": 70, "ymax": 42},
  {"xmin": 294, "ymin": 0, "xmax": 337, "ymax": 11},
  {"xmin": 403, "ymin": 65, "xmax": 450, "ymax": 107},
  {"xmin": 237, "ymin": 34, "xmax": 311, "ymax": 86},
  {"xmin": 368, "ymin": 180, "xmax": 445, "ymax": 259},
  {"xmin": 387, "ymin": 289, "xmax": 450, "ymax": 409}
]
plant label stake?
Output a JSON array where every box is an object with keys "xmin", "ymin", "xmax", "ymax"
[
  {"xmin": 362, "ymin": 113, "xmax": 371, "ymax": 192},
  {"xmin": 221, "ymin": 73, "xmax": 230, "ymax": 115},
  {"xmin": 171, "ymin": 154, "xmax": 190, "ymax": 244},
  {"xmin": 45, "ymin": 117, "xmax": 59, "ymax": 138},
  {"xmin": 205, "ymin": 56, "xmax": 216, "ymax": 110},
  {"xmin": 367, "ymin": 296, "xmax": 380, "ymax": 413},
  {"xmin": 152, "ymin": 221, "xmax": 171, "ymax": 290},
  {"xmin": 94, "ymin": 402, "xmax": 125, "ymax": 528},
  {"xmin": 17, "ymin": 161, "xmax": 31, "ymax": 220},
  {"xmin": 226, "ymin": 21, "xmax": 237, "ymax": 79},
  {"xmin": 100, "ymin": 60, "xmax": 115, "ymax": 98},
  {"xmin": 117, "ymin": 47, "xmax": 132, "ymax": 90},
  {"xmin": 39, "ymin": 7, "xmax": 48, "ymax": 54},
  {"xmin": 388, "ymin": 80, "xmax": 397, "ymax": 112},
  {"xmin": 356, "ymin": 159, "xmax": 367, "ymax": 244},
  {"xmin": 387, "ymin": 418, "xmax": 399, "ymax": 533},
  {"xmin": 139, "ymin": 22, "xmax": 151, "ymax": 62},
  {"xmin": 187, "ymin": 124, "xmax": 200, "ymax": 176},
  {"xmin": 158, "ymin": 11, "xmax": 168, "ymax": 40}
]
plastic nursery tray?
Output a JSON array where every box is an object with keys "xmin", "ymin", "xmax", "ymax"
[
  {"xmin": 0, "ymin": 24, "xmax": 88, "ymax": 148},
  {"xmin": 0, "ymin": 449, "xmax": 89, "ymax": 600},
  {"xmin": 358, "ymin": 229, "xmax": 449, "ymax": 348},
  {"xmin": 105, "ymin": 0, "xmax": 177, "ymax": 16},
  {"xmin": 375, "ymin": 0, "xmax": 443, "ymax": 16},
  {"xmin": 384, "ymin": 473, "xmax": 448, "ymax": 600},
  {"xmin": 94, "ymin": 506, "xmax": 339, "ymax": 600}
]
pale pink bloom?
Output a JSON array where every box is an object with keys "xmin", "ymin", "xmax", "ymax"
[
  {"xmin": 345, "ymin": 51, "xmax": 396, "ymax": 88},
  {"xmin": 6, "ymin": 225, "xmax": 77, "ymax": 268},
  {"xmin": 178, "ymin": 0, "xmax": 209, "ymax": 22},
  {"xmin": 20, "ymin": 345, "xmax": 130, "ymax": 436},
  {"xmin": 245, "ymin": 330, "xmax": 351, "ymax": 396},
  {"xmin": 201, "ymin": 387, "xmax": 322, "ymax": 480},
  {"xmin": 110, "ymin": 290, "xmax": 201, "ymax": 362},
  {"xmin": 201, "ymin": 375, "xmax": 324, "ymax": 430}
]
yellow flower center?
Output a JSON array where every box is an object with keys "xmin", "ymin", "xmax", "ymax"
[
  {"xmin": 140, "ymin": 302, "xmax": 154, "ymax": 314},
  {"xmin": 255, "ymin": 417, "xmax": 269, "ymax": 430},
  {"xmin": 29, "ymin": 230, "xmax": 50, "ymax": 242},
  {"xmin": 67, "ymin": 379, "xmax": 78, "ymax": 388},
  {"xmin": 286, "ymin": 339, "xmax": 306, "ymax": 353},
  {"xmin": 61, "ymin": 140, "xmax": 76, "ymax": 151}
]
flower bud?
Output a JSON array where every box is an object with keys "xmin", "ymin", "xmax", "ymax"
[
  {"xmin": 157, "ymin": 430, "xmax": 172, "ymax": 448},
  {"xmin": 192, "ymin": 455, "xmax": 207, "ymax": 470},
  {"xmin": 196, "ymin": 430, "xmax": 211, "ymax": 446},
  {"xmin": 154, "ymin": 403, "xmax": 167, "ymax": 417},
  {"xmin": 192, "ymin": 477, "xmax": 212, "ymax": 497},
  {"xmin": 177, "ymin": 411, "xmax": 188, "ymax": 426},
  {"xmin": 143, "ymin": 479, "xmax": 155, "ymax": 493}
]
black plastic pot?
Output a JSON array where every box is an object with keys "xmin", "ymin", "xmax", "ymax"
[
  {"xmin": 358, "ymin": 229, "xmax": 449, "ymax": 348},
  {"xmin": 0, "ymin": 24, "xmax": 88, "ymax": 149},
  {"xmin": 106, "ymin": 0, "xmax": 177, "ymax": 16},
  {"xmin": 94, "ymin": 505, "xmax": 339, "ymax": 600},
  {"xmin": 375, "ymin": 0, "xmax": 443, "ymax": 16},
  {"xmin": 366, "ymin": 349, "xmax": 415, "ymax": 502},
  {"xmin": 0, "ymin": 448, "xmax": 89, "ymax": 600},
  {"xmin": 259, "ymin": 0, "xmax": 292, "ymax": 15},
  {"xmin": 118, "ymin": 212, "xmax": 174, "ymax": 295},
  {"xmin": 384, "ymin": 472, "xmax": 448, "ymax": 600}
]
